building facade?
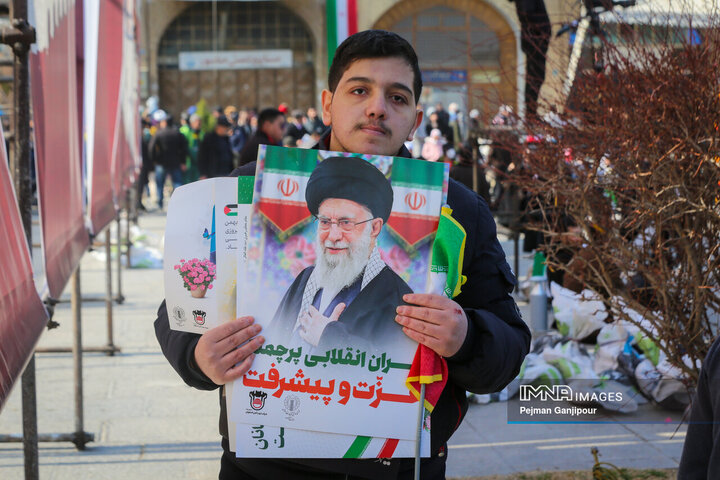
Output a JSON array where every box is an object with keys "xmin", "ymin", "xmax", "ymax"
[{"xmin": 140, "ymin": 0, "xmax": 576, "ymax": 122}]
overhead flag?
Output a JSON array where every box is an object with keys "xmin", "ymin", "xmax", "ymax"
[{"xmin": 326, "ymin": 0, "xmax": 357, "ymax": 67}]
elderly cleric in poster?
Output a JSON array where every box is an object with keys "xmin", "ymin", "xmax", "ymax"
[{"xmin": 267, "ymin": 156, "xmax": 412, "ymax": 352}]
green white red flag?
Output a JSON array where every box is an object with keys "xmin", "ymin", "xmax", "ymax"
[
  {"xmin": 386, "ymin": 157, "xmax": 448, "ymax": 251},
  {"xmin": 257, "ymin": 146, "xmax": 316, "ymax": 239},
  {"xmin": 406, "ymin": 206, "xmax": 467, "ymax": 411}
]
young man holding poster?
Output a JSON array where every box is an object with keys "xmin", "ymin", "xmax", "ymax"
[{"xmin": 155, "ymin": 30, "xmax": 530, "ymax": 479}]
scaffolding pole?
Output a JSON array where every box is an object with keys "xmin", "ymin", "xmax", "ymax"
[{"xmin": 4, "ymin": 0, "xmax": 39, "ymax": 477}]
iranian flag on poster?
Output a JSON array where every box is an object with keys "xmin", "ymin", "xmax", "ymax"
[
  {"xmin": 387, "ymin": 157, "xmax": 448, "ymax": 251},
  {"xmin": 257, "ymin": 146, "xmax": 316, "ymax": 239}
]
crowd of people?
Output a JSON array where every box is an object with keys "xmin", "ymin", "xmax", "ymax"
[
  {"xmin": 136, "ymin": 102, "xmax": 329, "ymax": 210},
  {"xmin": 137, "ymin": 97, "xmax": 513, "ymax": 212}
]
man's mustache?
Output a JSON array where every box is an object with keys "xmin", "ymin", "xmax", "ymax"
[
  {"xmin": 324, "ymin": 241, "xmax": 350, "ymax": 249},
  {"xmin": 353, "ymin": 121, "xmax": 391, "ymax": 136}
]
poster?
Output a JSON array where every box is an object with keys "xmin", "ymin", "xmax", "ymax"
[
  {"xmin": 164, "ymin": 177, "xmax": 253, "ymax": 332},
  {"xmin": 231, "ymin": 146, "xmax": 448, "ymax": 445}
]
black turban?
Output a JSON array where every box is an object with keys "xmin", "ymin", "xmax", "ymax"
[{"xmin": 305, "ymin": 156, "xmax": 393, "ymax": 223}]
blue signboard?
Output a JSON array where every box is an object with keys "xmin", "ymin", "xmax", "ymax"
[{"xmin": 421, "ymin": 69, "xmax": 467, "ymax": 83}]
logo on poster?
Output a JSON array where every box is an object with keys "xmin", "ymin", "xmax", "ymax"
[
  {"xmin": 404, "ymin": 192, "xmax": 426, "ymax": 210},
  {"xmin": 192, "ymin": 309, "xmax": 207, "ymax": 326},
  {"xmin": 250, "ymin": 390, "xmax": 268, "ymax": 410},
  {"xmin": 277, "ymin": 178, "xmax": 299, "ymax": 197},
  {"xmin": 172, "ymin": 306, "xmax": 186, "ymax": 326},
  {"xmin": 283, "ymin": 395, "xmax": 300, "ymax": 419}
]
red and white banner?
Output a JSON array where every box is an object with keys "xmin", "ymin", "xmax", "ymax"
[
  {"xmin": 30, "ymin": 0, "xmax": 89, "ymax": 299},
  {"xmin": 0, "ymin": 127, "xmax": 48, "ymax": 410},
  {"xmin": 111, "ymin": 0, "xmax": 141, "ymax": 201},
  {"xmin": 84, "ymin": 0, "xmax": 123, "ymax": 234},
  {"xmin": 84, "ymin": 0, "xmax": 140, "ymax": 233}
]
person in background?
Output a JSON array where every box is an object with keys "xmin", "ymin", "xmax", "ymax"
[
  {"xmin": 466, "ymin": 108, "xmax": 482, "ymax": 145},
  {"xmin": 425, "ymin": 110, "xmax": 453, "ymax": 146},
  {"xmin": 422, "ymin": 128, "xmax": 446, "ymax": 162},
  {"xmin": 212, "ymin": 106, "xmax": 224, "ymax": 121},
  {"xmin": 434, "ymin": 102, "xmax": 450, "ymax": 130},
  {"xmin": 450, "ymin": 143, "xmax": 490, "ymax": 203},
  {"xmin": 448, "ymin": 102, "xmax": 464, "ymax": 148},
  {"xmin": 136, "ymin": 116, "xmax": 153, "ymax": 211},
  {"xmin": 228, "ymin": 110, "xmax": 249, "ymax": 160},
  {"xmin": 249, "ymin": 114, "xmax": 258, "ymax": 134},
  {"xmin": 148, "ymin": 111, "xmax": 188, "ymax": 209},
  {"xmin": 179, "ymin": 113, "xmax": 203, "ymax": 184},
  {"xmin": 304, "ymin": 106, "xmax": 325, "ymax": 134},
  {"xmin": 284, "ymin": 109, "xmax": 308, "ymax": 146},
  {"xmin": 198, "ymin": 116, "xmax": 233, "ymax": 179},
  {"xmin": 238, "ymin": 108, "xmax": 285, "ymax": 166}
]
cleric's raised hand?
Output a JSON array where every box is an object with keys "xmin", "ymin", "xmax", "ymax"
[
  {"xmin": 194, "ymin": 316, "xmax": 265, "ymax": 385},
  {"xmin": 395, "ymin": 293, "xmax": 468, "ymax": 357},
  {"xmin": 298, "ymin": 303, "xmax": 345, "ymax": 346}
]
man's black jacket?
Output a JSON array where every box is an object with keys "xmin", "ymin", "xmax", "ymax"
[
  {"xmin": 679, "ymin": 335, "xmax": 720, "ymax": 478},
  {"xmin": 198, "ymin": 130, "xmax": 233, "ymax": 178},
  {"xmin": 148, "ymin": 126, "xmax": 188, "ymax": 170},
  {"xmin": 154, "ymin": 134, "xmax": 530, "ymax": 478}
]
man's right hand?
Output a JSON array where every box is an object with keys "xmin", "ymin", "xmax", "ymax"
[{"xmin": 194, "ymin": 316, "xmax": 264, "ymax": 385}]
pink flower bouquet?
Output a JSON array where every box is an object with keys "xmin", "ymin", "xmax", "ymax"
[{"xmin": 174, "ymin": 258, "xmax": 216, "ymax": 298}]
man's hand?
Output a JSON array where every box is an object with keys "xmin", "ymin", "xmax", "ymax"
[
  {"xmin": 194, "ymin": 316, "xmax": 265, "ymax": 385},
  {"xmin": 395, "ymin": 293, "xmax": 468, "ymax": 357},
  {"xmin": 298, "ymin": 303, "xmax": 345, "ymax": 346}
]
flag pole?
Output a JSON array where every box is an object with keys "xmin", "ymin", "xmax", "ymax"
[{"xmin": 414, "ymin": 383, "xmax": 426, "ymax": 480}]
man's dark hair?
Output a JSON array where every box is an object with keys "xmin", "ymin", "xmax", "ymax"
[
  {"xmin": 257, "ymin": 108, "xmax": 283, "ymax": 128},
  {"xmin": 328, "ymin": 30, "xmax": 422, "ymax": 104}
]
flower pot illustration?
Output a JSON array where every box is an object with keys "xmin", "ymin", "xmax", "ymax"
[
  {"xmin": 175, "ymin": 257, "xmax": 216, "ymax": 299},
  {"xmin": 191, "ymin": 285, "xmax": 207, "ymax": 298}
]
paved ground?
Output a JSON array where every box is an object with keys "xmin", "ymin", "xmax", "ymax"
[{"xmin": 0, "ymin": 208, "xmax": 686, "ymax": 479}]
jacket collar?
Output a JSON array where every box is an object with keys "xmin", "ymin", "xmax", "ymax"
[{"xmin": 313, "ymin": 128, "xmax": 412, "ymax": 158}]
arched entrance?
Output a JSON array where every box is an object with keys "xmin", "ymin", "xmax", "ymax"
[
  {"xmin": 374, "ymin": 1, "xmax": 517, "ymax": 122},
  {"xmin": 157, "ymin": 1, "xmax": 315, "ymax": 117}
]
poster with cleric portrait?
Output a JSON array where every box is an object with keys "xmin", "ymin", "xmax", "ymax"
[{"xmin": 231, "ymin": 145, "xmax": 448, "ymax": 452}]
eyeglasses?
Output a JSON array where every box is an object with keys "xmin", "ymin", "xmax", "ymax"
[{"xmin": 314, "ymin": 215, "xmax": 375, "ymax": 232}]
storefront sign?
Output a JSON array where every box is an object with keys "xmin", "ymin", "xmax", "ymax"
[
  {"xmin": 471, "ymin": 69, "xmax": 502, "ymax": 84},
  {"xmin": 179, "ymin": 50, "xmax": 293, "ymax": 71}
]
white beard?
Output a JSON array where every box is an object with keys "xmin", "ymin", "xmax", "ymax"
[{"xmin": 314, "ymin": 224, "xmax": 372, "ymax": 295}]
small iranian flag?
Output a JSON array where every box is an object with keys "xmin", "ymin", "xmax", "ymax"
[
  {"xmin": 326, "ymin": 0, "xmax": 357, "ymax": 67},
  {"xmin": 257, "ymin": 146, "xmax": 317, "ymax": 239},
  {"xmin": 386, "ymin": 157, "xmax": 448, "ymax": 250}
]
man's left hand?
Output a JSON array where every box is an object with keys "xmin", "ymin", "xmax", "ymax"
[
  {"xmin": 395, "ymin": 293, "xmax": 468, "ymax": 357},
  {"xmin": 298, "ymin": 303, "xmax": 345, "ymax": 346}
]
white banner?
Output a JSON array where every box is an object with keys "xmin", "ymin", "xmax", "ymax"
[{"xmin": 179, "ymin": 50, "xmax": 292, "ymax": 71}]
